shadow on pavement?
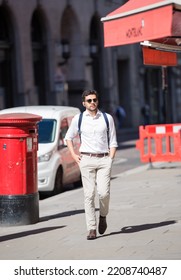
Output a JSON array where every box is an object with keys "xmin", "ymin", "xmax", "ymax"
[
  {"xmin": 100, "ymin": 220, "xmax": 176, "ymax": 238},
  {"xmin": 40, "ymin": 209, "xmax": 85, "ymax": 222},
  {"xmin": 0, "ymin": 226, "xmax": 65, "ymax": 242},
  {"xmin": 120, "ymin": 220, "xmax": 176, "ymax": 233}
]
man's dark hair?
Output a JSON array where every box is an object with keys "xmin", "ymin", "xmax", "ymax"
[{"xmin": 82, "ymin": 89, "xmax": 99, "ymax": 101}]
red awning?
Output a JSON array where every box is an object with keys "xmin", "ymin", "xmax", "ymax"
[
  {"xmin": 101, "ymin": 0, "xmax": 181, "ymax": 48},
  {"xmin": 142, "ymin": 46, "xmax": 177, "ymax": 66}
]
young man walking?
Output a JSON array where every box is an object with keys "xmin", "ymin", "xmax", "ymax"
[{"xmin": 65, "ymin": 90, "xmax": 118, "ymax": 240}]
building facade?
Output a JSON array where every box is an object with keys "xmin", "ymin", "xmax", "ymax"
[{"xmin": 0, "ymin": 0, "xmax": 181, "ymax": 128}]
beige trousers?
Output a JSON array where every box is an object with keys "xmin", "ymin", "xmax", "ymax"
[{"xmin": 79, "ymin": 155, "xmax": 113, "ymax": 231}]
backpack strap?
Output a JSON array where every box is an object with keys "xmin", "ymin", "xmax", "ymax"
[
  {"xmin": 102, "ymin": 112, "xmax": 110, "ymax": 148},
  {"xmin": 78, "ymin": 112, "xmax": 83, "ymax": 142}
]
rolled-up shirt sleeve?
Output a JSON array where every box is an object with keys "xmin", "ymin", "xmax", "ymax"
[
  {"xmin": 64, "ymin": 114, "xmax": 79, "ymax": 141},
  {"xmin": 108, "ymin": 115, "xmax": 118, "ymax": 148}
]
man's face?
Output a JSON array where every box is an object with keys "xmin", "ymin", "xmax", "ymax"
[{"xmin": 83, "ymin": 94, "xmax": 98, "ymax": 112}]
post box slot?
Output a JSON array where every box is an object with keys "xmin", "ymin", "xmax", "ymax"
[{"xmin": 29, "ymin": 129, "xmax": 36, "ymax": 134}]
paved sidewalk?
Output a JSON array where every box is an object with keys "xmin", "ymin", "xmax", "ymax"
[{"xmin": 0, "ymin": 157, "xmax": 180, "ymax": 260}]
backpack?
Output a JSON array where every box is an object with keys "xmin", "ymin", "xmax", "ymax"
[{"xmin": 78, "ymin": 112, "xmax": 110, "ymax": 147}]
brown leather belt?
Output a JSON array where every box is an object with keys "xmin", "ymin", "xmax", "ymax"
[{"xmin": 81, "ymin": 152, "xmax": 109, "ymax": 158}]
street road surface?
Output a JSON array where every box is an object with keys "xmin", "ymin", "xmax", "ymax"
[{"xmin": 112, "ymin": 138, "xmax": 147, "ymax": 177}]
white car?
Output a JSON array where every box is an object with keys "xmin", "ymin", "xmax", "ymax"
[{"xmin": 0, "ymin": 106, "xmax": 81, "ymax": 195}]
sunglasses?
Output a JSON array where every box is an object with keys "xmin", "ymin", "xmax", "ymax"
[{"xmin": 85, "ymin": 98, "xmax": 98, "ymax": 104}]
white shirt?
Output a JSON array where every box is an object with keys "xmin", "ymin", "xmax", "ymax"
[{"xmin": 65, "ymin": 110, "xmax": 118, "ymax": 153}]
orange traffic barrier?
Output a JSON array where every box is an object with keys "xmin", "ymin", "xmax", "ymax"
[{"xmin": 136, "ymin": 124, "xmax": 181, "ymax": 162}]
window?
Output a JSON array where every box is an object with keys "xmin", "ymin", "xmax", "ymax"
[{"xmin": 38, "ymin": 119, "xmax": 57, "ymax": 143}]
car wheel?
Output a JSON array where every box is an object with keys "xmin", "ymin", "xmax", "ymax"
[
  {"xmin": 74, "ymin": 175, "xmax": 82, "ymax": 188},
  {"xmin": 53, "ymin": 167, "xmax": 63, "ymax": 195}
]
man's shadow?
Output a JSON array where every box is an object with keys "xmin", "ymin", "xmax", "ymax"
[{"xmin": 99, "ymin": 220, "xmax": 176, "ymax": 238}]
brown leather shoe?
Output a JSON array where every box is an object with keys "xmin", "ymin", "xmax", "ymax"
[
  {"xmin": 98, "ymin": 216, "xmax": 107, "ymax": 234},
  {"xmin": 87, "ymin": 229, "xmax": 96, "ymax": 240}
]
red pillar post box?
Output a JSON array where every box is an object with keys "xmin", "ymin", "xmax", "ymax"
[{"xmin": 0, "ymin": 113, "xmax": 42, "ymax": 226}]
